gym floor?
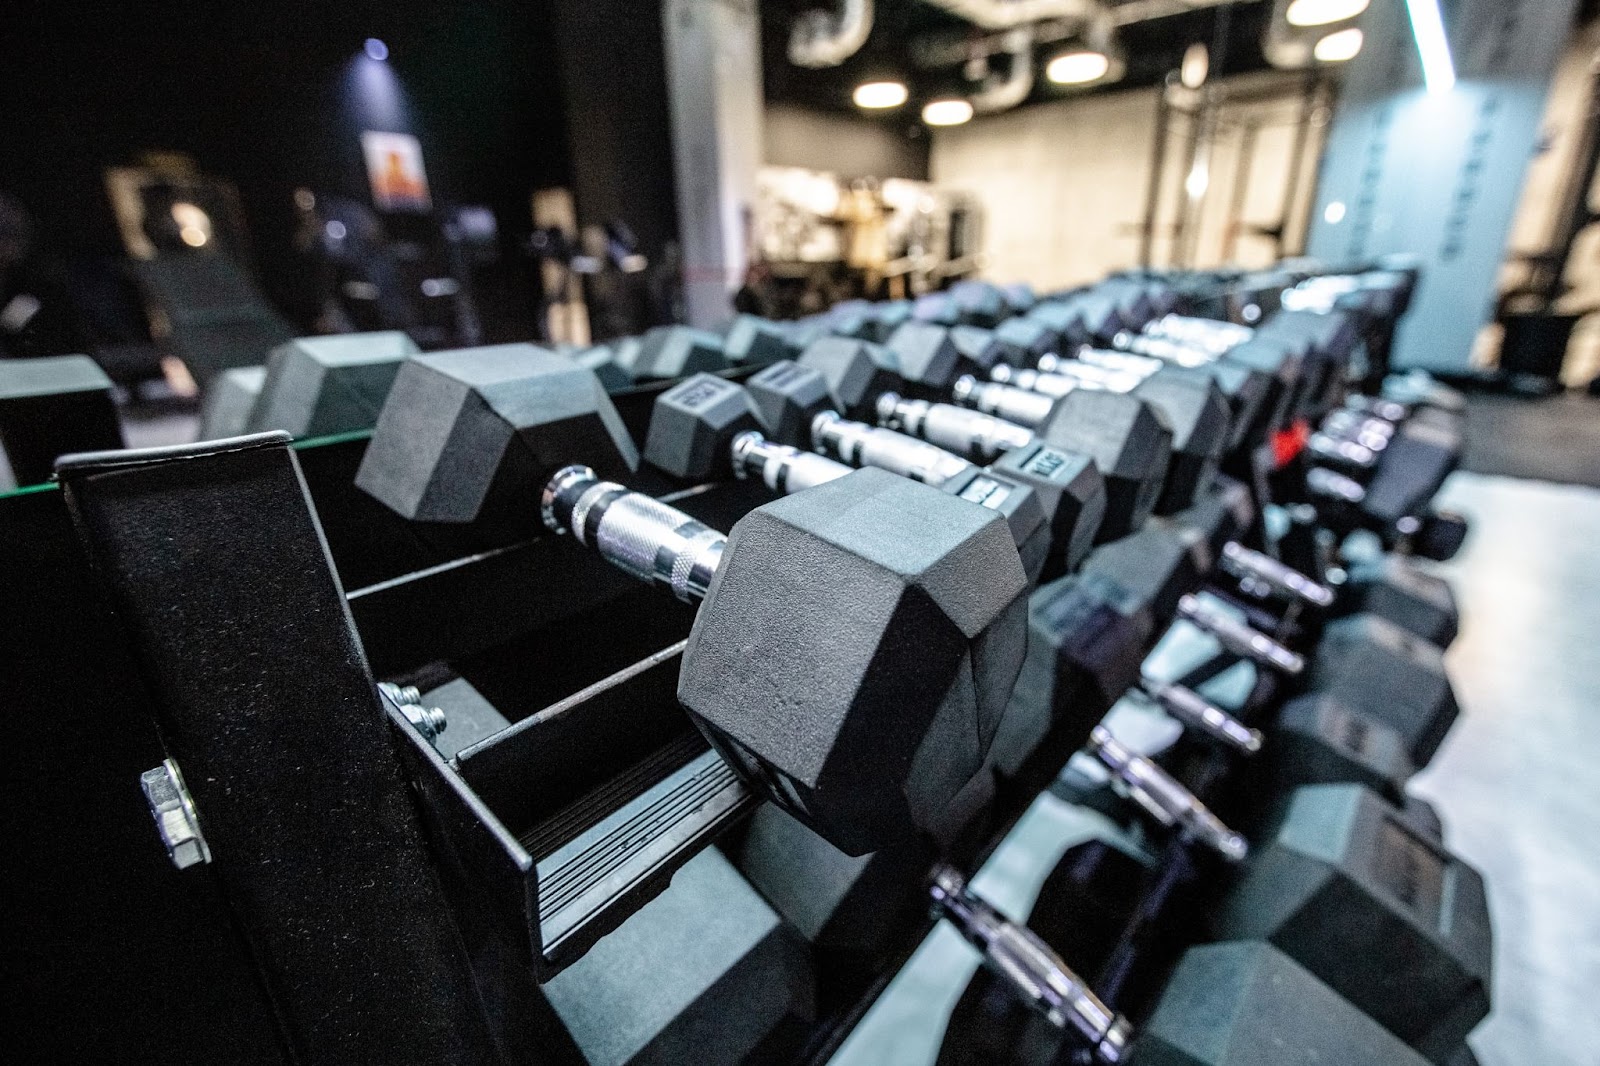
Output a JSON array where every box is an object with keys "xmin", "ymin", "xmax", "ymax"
[{"xmin": 1415, "ymin": 472, "xmax": 1600, "ymax": 1066}]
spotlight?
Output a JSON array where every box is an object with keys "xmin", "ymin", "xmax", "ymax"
[
  {"xmin": 1286, "ymin": 0, "xmax": 1370, "ymax": 27},
  {"xmin": 922, "ymin": 98, "xmax": 974, "ymax": 127},
  {"xmin": 1046, "ymin": 50, "xmax": 1111, "ymax": 86},
  {"xmin": 364, "ymin": 38, "xmax": 389, "ymax": 62},
  {"xmin": 1180, "ymin": 43, "xmax": 1210, "ymax": 90},
  {"xmin": 853, "ymin": 80, "xmax": 908, "ymax": 110},
  {"xmin": 1313, "ymin": 27, "xmax": 1363, "ymax": 63}
]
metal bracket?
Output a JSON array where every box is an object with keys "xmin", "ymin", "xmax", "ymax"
[{"xmin": 139, "ymin": 758, "xmax": 211, "ymax": 870}]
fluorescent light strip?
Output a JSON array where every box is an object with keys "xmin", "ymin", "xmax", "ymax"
[{"xmin": 1404, "ymin": 0, "xmax": 1455, "ymax": 94}]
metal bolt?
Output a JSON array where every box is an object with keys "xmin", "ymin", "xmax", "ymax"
[
  {"xmin": 139, "ymin": 758, "xmax": 210, "ymax": 870},
  {"xmin": 378, "ymin": 681, "xmax": 448, "ymax": 741}
]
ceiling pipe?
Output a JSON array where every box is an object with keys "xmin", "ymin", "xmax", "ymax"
[
  {"xmin": 918, "ymin": 0, "xmax": 1093, "ymax": 31},
  {"xmin": 911, "ymin": 0, "xmax": 1243, "ymax": 68},
  {"xmin": 790, "ymin": 0, "xmax": 875, "ymax": 68},
  {"xmin": 968, "ymin": 27, "xmax": 1037, "ymax": 112}
]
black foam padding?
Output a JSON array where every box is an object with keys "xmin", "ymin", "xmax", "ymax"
[
  {"xmin": 990, "ymin": 441, "xmax": 1108, "ymax": 575},
  {"xmin": 1213, "ymin": 784, "xmax": 1492, "ymax": 1062},
  {"xmin": 1267, "ymin": 693, "xmax": 1415, "ymax": 806},
  {"xmin": 631, "ymin": 325, "xmax": 728, "ymax": 381},
  {"xmin": 734, "ymin": 804, "xmax": 932, "ymax": 955},
  {"xmin": 248, "ymin": 331, "xmax": 419, "ymax": 438},
  {"xmin": 1335, "ymin": 556, "xmax": 1459, "ymax": 648},
  {"xmin": 747, "ymin": 360, "xmax": 833, "ymax": 446},
  {"xmin": 1036, "ymin": 390, "xmax": 1173, "ymax": 543},
  {"xmin": 573, "ymin": 345, "xmax": 634, "ymax": 391},
  {"xmin": 796, "ymin": 336, "xmax": 903, "ymax": 421},
  {"xmin": 949, "ymin": 325, "xmax": 1008, "ymax": 372},
  {"xmin": 1132, "ymin": 368, "xmax": 1231, "ymax": 515},
  {"xmin": 940, "ymin": 466, "xmax": 1050, "ymax": 583},
  {"xmin": 55, "ymin": 433, "xmax": 501, "ymax": 1063},
  {"xmin": 1136, "ymin": 941, "xmax": 1434, "ymax": 1065},
  {"xmin": 722, "ymin": 315, "xmax": 792, "ymax": 367},
  {"xmin": 1361, "ymin": 416, "xmax": 1462, "ymax": 527},
  {"xmin": 199, "ymin": 365, "xmax": 267, "ymax": 442},
  {"xmin": 885, "ymin": 321, "xmax": 962, "ymax": 394},
  {"xmin": 1083, "ymin": 520, "xmax": 1211, "ymax": 622},
  {"xmin": 0, "ymin": 354, "xmax": 124, "ymax": 486},
  {"xmin": 679, "ymin": 467, "xmax": 1028, "ymax": 855},
  {"xmin": 992, "ymin": 318, "xmax": 1058, "ymax": 365},
  {"xmin": 1311, "ymin": 613, "xmax": 1458, "ymax": 766},
  {"xmin": 994, "ymin": 572, "xmax": 1155, "ymax": 776},
  {"xmin": 544, "ymin": 849, "xmax": 814, "ymax": 1065},
  {"xmin": 644, "ymin": 372, "xmax": 761, "ymax": 481},
  {"xmin": 355, "ymin": 343, "xmax": 639, "ymax": 524}
]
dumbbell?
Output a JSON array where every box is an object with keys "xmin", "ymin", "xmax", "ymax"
[
  {"xmin": 245, "ymin": 331, "xmax": 419, "ymax": 438},
  {"xmin": 754, "ymin": 349, "xmax": 1114, "ymax": 571},
  {"xmin": 1210, "ymin": 783, "xmax": 1492, "ymax": 1062},
  {"xmin": 641, "ymin": 370, "xmax": 1081, "ymax": 582},
  {"xmin": 356, "ymin": 344, "xmax": 1031, "ymax": 855},
  {"xmin": 950, "ymin": 366, "xmax": 1229, "ymax": 522}
]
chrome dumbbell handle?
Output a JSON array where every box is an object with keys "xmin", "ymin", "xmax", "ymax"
[
  {"xmin": 958, "ymin": 375, "xmax": 1062, "ymax": 428},
  {"xmin": 1139, "ymin": 677, "xmax": 1262, "ymax": 755},
  {"xmin": 542, "ymin": 466, "xmax": 725, "ymax": 603},
  {"xmin": 1086, "ymin": 726, "xmax": 1249, "ymax": 861},
  {"xmin": 987, "ymin": 364, "xmax": 1079, "ymax": 402},
  {"xmin": 930, "ymin": 865, "xmax": 1133, "ymax": 1063},
  {"xmin": 1035, "ymin": 354, "xmax": 1144, "ymax": 392},
  {"xmin": 1078, "ymin": 347, "xmax": 1164, "ymax": 377},
  {"xmin": 1177, "ymin": 594, "xmax": 1306, "ymax": 675},
  {"xmin": 812, "ymin": 411, "xmax": 974, "ymax": 488},
  {"xmin": 876, "ymin": 392, "xmax": 1035, "ymax": 463},
  {"xmin": 1307, "ymin": 432, "xmax": 1378, "ymax": 470},
  {"xmin": 1220, "ymin": 542, "xmax": 1335, "ymax": 608},
  {"xmin": 730, "ymin": 431, "xmax": 850, "ymax": 494},
  {"xmin": 1306, "ymin": 466, "xmax": 1367, "ymax": 504},
  {"xmin": 1111, "ymin": 331, "xmax": 1217, "ymax": 368}
]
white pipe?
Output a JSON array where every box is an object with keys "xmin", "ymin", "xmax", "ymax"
[
  {"xmin": 790, "ymin": 0, "xmax": 875, "ymax": 69},
  {"xmin": 919, "ymin": 0, "xmax": 1092, "ymax": 31},
  {"xmin": 968, "ymin": 28, "xmax": 1037, "ymax": 113}
]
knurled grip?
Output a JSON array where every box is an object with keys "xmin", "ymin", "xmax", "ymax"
[
  {"xmin": 541, "ymin": 465, "xmax": 725, "ymax": 602},
  {"xmin": 812, "ymin": 412, "xmax": 973, "ymax": 488},
  {"xmin": 878, "ymin": 393, "xmax": 1034, "ymax": 462},
  {"xmin": 1177, "ymin": 594, "xmax": 1306, "ymax": 675},
  {"xmin": 1087, "ymin": 727, "xmax": 1248, "ymax": 861},
  {"xmin": 930, "ymin": 865, "xmax": 1132, "ymax": 1063},
  {"xmin": 730, "ymin": 432, "xmax": 850, "ymax": 495},
  {"xmin": 1220, "ymin": 542, "xmax": 1335, "ymax": 608},
  {"xmin": 1141, "ymin": 677, "xmax": 1263, "ymax": 755}
]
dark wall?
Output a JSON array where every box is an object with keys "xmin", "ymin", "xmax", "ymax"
[
  {"xmin": 764, "ymin": 104, "xmax": 930, "ymax": 181},
  {"xmin": 0, "ymin": 0, "xmax": 572, "ymax": 330}
]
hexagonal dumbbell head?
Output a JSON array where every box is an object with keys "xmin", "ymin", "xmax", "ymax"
[
  {"xmin": 1335, "ymin": 555, "xmax": 1459, "ymax": 648},
  {"xmin": 355, "ymin": 344, "xmax": 639, "ymax": 524},
  {"xmin": 1083, "ymin": 520, "xmax": 1212, "ymax": 623},
  {"xmin": 630, "ymin": 325, "xmax": 728, "ymax": 381},
  {"xmin": 913, "ymin": 292, "xmax": 961, "ymax": 326},
  {"xmin": 885, "ymin": 322, "xmax": 962, "ymax": 395},
  {"xmin": 1027, "ymin": 302, "xmax": 1090, "ymax": 349},
  {"xmin": 572, "ymin": 345, "xmax": 633, "ymax": 391},
  {"xmin": 867, "ymin": 300, "xmax": 914, "ymax": 342},
  {"xmin": 248, "ymin": 331, "xmax": 420, "ymax": 438},
  {"xmin": 200, "ymin": 365, "xmax": 266, "ymax": 441},
  {"xmin": 949, "ymin": 325, "xmax": 1009, "ymax": 373},
  {"xmin": 644, "ymin": 373, "xmax": 761, "ymax": 481},
  {"xmin": 1001, "ymin": 282, "xmax": 1036, "ymax": 314},
  {"xmin": 992, "ymin": 318, "xmax": 1058, "ymax": 367},
  {"xmin": 679, "ymin": 467, "xmax": 1029, "ymax": 855},
  {"xmin": 825, "ymin": 300, "xmax": 875, "ymax": 339},
  {"xmin": 948, "ymin": 281, "xmax": 1006, "ymax": 326},
  {"xmin": 721, "ymin": 315, "xmax": 791, "ymax": 368},
  {"xmin": 796, "ymin": 336, "xmax": 903, "ymax": 421},
  {"xmin": 992, "ymin": 571, "xmax": 1157, "ymax": 777},
  {"xmin": 1311, "ymin": 613, "xmax": 1458, "ymax": 766},
  {"xmin": 1131, "ymin": 368, "xmax": 1231, "ymax": 516},
  {"xmin": 989, "ymin": 441, "xmax": 1107, "ymax": 576},
  {"xmin": 746, "ymin": 360, "xmax": 833, "ymax": 446},
  {"xmin": 1035, "ymin": 390, "xmax": 1173, "ymax": 543}
]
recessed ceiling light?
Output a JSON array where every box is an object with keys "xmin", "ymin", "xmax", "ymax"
[
  {"xmin": 922, "ymin": 98, "xmax": 974, "ymax": 127},
  {"xmin": 853, "ymin": 80, "xmax": 908, "ymax": 110},
  {"xmin": 1047, "ymin": 50, "xmax": 1111, "ymax": 86},
  {"xmin": 1314, "ymin": 27, "xmax": 1364, "ymax": 63},
  {"xmin": 1286, "ymin": 0, "xmax": 1370, "ymax": 28},
  {"xmin": 1180, "ymin": 43, "xmax": 1210, "ymax": 89}
]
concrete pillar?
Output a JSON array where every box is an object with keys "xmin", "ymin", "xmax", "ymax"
[{"xmin": 663, "ymin": 0, "xmax": 764, "ymax": 327}]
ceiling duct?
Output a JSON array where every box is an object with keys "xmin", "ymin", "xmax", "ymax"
[
  {"xmin": 918, "ymin": 0, "xmax": 1093, "ymax": 31},
  {"xmin": 911, "ymin": 0, "xmax": 1243, "ymax": 68},
  {"xmin": 790, "ymin": 0, "xmax": 876, "ymax": 68},
  {"xmin": 967, "ymin": 28, "xmax": 1037, "ymax": 112}
]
